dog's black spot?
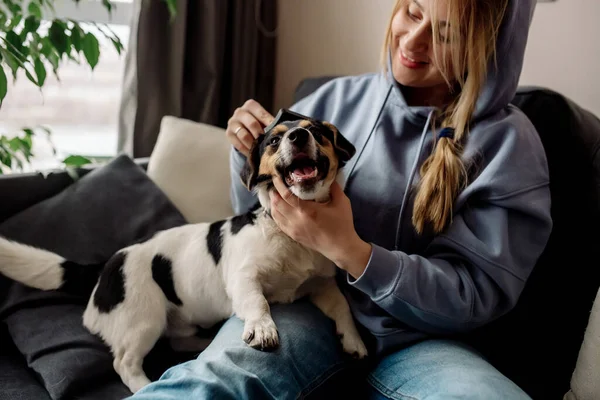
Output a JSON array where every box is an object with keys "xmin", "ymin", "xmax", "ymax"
[
  {"xmin": 60, "ymin": 260, "xmax": 103, "ymax": 298},
  {"xmin": 256, "ymin": 174, "xmax": 272, "ymax": 185},
  {"xmin": 151, "ymin": 254, "xmax": 183, "ymax": 306},
  {"xmin": 311, "ymin": 129, "xmax": 325, "ymax": 145},
  {"xmin": 93, "ymin": 251, "xmax": 127, "ymax": 313},
  {"xmin": 207, "ymin": 219, "xmax": 226, "ymax": 265},
  {"xmin": 230, "ymin": 211, "xmax": 257, "ymax": 235},
  {"xmin": 249, "ymin": 201, "xmax": 262, "ymax": 212},
  {"xmin": 316, "ymin": 153, "xmax": 330, "ymax": 176}
]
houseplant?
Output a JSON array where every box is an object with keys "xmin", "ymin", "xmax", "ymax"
[{"xmin": 0, "ymin": 0, "xmax": 176, "ymax": 174}]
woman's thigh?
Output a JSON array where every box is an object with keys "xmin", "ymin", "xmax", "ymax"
[
  {"xmin": 366, "ymin": 339, "xmax": 531, "ymax": 400},
  {"xmin": 128, "ymin": 299, "xmax": 357, "ymax": 400}
]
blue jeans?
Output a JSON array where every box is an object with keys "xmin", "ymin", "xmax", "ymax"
[{"xmin": 128, "ymin": 300, "xmax": 530, "ymax": 400}]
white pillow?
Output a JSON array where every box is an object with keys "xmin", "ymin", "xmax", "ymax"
[
  {"xmin": 146, "ymin": 116, "xmax": 234, "ymax": 223},
  {"xmin": 564, "ymin": 285, "xmax": 600, "ymax": 400}
]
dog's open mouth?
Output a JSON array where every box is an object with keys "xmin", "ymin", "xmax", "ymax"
[{"xmin": 284, "ymin": 154, "xmax": 319, "ymax": 186}]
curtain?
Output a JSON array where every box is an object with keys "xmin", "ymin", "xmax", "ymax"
[{"xmin": 117, "ymin": 0, "xmax": 278, "ymax": 158}]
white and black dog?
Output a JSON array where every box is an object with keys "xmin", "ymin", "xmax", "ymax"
[{"xmin": 0, "ymin": 110, "xmax": 368, "ymax": 393}]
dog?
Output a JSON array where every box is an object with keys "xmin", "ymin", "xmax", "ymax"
[{"xmin": 0, "ymin": 110, "xmax": 368, "ymax": 394}]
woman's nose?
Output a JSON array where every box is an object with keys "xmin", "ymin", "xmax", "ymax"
[{"xmin": 404, "ymin": 24, "xmax": 429, "ymax": 53}]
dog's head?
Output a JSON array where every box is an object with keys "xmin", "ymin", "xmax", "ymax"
[{"xmin": 240, "ymin": 110, "xmax": 355, "ymax": 207}]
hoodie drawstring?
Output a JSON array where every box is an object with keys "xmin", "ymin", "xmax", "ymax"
[{"xmin": 393, "ymin": 109, "xmax": 435, "ymax": 250}]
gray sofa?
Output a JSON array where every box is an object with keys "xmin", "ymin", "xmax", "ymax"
[{"xmin": 0, "ymin": 80, "xmax": 599, "ymax": 400}]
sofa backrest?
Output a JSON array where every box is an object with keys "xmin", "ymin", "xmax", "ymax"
[
  {"xmin": 473, "ymin": 86, "xmax": 600, "ymax": 399},
  {"xmin": 293, "ymin": 78, "xmax": 600, "ymax": 400}
]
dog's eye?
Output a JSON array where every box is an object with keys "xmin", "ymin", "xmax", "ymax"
[{"xmin": 270, "ymin": 136, "xmax": 281, "ymax": 146}]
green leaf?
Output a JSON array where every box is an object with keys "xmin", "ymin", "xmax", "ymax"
[
  {"xmin": 0, "ymin": 47, "xmax": 20, "ymax": 79},
  {"xmin": 63, "ymin": 155, "xmax": 92, "ymax": 167},
  {"xmin": 8, "ymin": 137, "xmax": 22, "ymax": 151},
  {"xmin": 48, "ymin": 20, "xmax": 68, "ymax": 56},
  {"xmin": 70, "ymin": 25, "xmax": 84, "ymax": 52},
  {"xmin": 25, "ymin": 68, "xmax": 39, "ymax": 86},
  {"xmin": 163, "ymin": 0, "xmax": 177, "ymax": 21},
  {"xmin": 82, "ymin": 33, "xmax": 100, "ymax": 70},
  {"xmin": 5, "ymin": 30, "xmax": 26, "ymax": 61},
  {"xmin": 101, "ymin": 0, "xmax": 113, "ymax": 14},
  {"xmin": 24, "ymin": 16, "xmax": 41, "ymax": 36},
  {"xmin": 27, "ymin": 2, "xmax": 42, "ymax": 19},
  {"xmin": 34, "ymin": 58, "xmax": 46, "ymax": 86},
  {"xmin": 21, "ymin": 130, "xmax": 33, "ymax": 146},
  {"xmin": 0, "ymin": 149, "xmax": 12, "ymax": 169},
  {"xmin": 0, "ymin": 65, "xmax": 7, "ymax": 103},
  {"xmin": 109, "ymin": 37, "xmax": 123, "ymax": 55}
]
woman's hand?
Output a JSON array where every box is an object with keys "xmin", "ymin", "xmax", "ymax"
[
  {"xmin": 226, "ymin": 99, "xmax": 274, "ymax": 157},
  {"xmin": 269, "ymin": 176, "xmax": 372, "ymax": 279}
]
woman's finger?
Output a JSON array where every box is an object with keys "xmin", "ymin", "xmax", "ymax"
[
  {"xmin": 270, "ymin": 198, "xmax": 291, "ymax": 228},
  {"xmin": 272, "ymin": 176, "xmax": 302, "ymax": 208},
  {"xmin": 235, "ymin": 125, "xmax": 255, "ymax": 152},
  {"xmin": 270, "ymin": 188, "xmax": 291, "ymax": 213},
  {"xmin": 225, "ymin": 126, "xmax": 249, "ymax": 156},
  {"xmin": 243, "ymin": 99, "xmax": 274, "ymax": 127},
  {"xmin": 237, "ymin": 112, "xmax": 264, "ymax": 139}
]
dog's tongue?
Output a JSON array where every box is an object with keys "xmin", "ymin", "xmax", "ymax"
[{"xmin": 294, "ymin": 166, "xmax": 316, "ymax": 178}]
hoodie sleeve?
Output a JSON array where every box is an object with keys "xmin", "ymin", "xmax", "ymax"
[{"xmin": 348, "ymin": 168, "xmax": 553, "ymax": 335}]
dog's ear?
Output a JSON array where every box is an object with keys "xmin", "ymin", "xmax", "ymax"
[
  {"xmin": 240, "ymin": 134, "xmax": 265, "ymax": 191},
  {"xmin": 322, "ymin": 121, "xmax": 356, "ymax": 164}
]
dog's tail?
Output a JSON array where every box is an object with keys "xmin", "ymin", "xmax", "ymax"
[{"xmin": 0, "ymin": 236, "xmax": 103, "ymax": 298}]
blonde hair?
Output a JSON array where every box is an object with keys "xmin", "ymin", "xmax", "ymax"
[{"xmin": 382, "ymin": 0, "xmax": 509, "ymax": 234}]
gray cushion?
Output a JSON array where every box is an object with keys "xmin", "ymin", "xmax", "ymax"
[
  {"xmin": 0, "ymin": 325, "xmax": 51, "ymax": 400},
  {"xmin": 0, "ymin": 154, "xmax": 190, "ymax": 400}
]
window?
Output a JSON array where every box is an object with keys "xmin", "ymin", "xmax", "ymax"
[{"xmin": 0, "ymin": 0, "xmax": 134, "ymax": 172}]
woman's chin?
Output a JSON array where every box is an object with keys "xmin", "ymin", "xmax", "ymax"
[
  {"xmin": 393, "ymin": 69, "xmax": 427, "ymax": 88},
  {"xmin": 392, "ymin": 64, "xmax": 447, "ymax": 92}
]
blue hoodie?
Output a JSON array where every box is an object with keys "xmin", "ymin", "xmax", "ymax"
[{"xmin": 229, "ymin": 0, "xmax": 553, "ymax": 356}]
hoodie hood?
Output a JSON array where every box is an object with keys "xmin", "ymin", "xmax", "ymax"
[{"xmin": 387, "ymin": 0, "xmax": 537, "ymax": 121}]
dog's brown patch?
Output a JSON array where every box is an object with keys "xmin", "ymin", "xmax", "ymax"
[
  {"xmin": 299, "ymin": 120, "xmax": 312, "ymax": 128},
  {"xmin": 271, "ymin": 124, "xmax": 289, "ymax": 135},
  {"xmin": 258, "ymin": 150, "xmax": 278, "ymax": 178}
]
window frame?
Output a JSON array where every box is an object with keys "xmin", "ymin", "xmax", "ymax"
[{"xmin": 51, "ymin": 0, "xmax": 134, "ymax": 26}]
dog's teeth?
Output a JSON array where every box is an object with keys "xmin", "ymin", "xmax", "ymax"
[{"xmin": 290, "ymin": 168, "xmax": 318, "ymax": 183}]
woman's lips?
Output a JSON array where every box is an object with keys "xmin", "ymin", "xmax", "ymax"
[{"xmin": 400, "ymin": 51, "xmax": 428, "ymax": 69}]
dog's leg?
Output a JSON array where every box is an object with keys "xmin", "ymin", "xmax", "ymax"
[
  {"xmin": 99, "ymin": 298, "xmax": 168, "ymax": 393},
  {"xmin": 229, "ymin": 277, "xmax": 279, "ymax": 350},
  {"xmin": 309, "ymin": 277, "xmax": 368, "ymax": 359},
  {"xmin": 112, "ymin": 322, "xmax": 164, "ymax": 393}
]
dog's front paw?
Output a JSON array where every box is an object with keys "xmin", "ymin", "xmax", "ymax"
[
  {"xmin": 242, "ymin": 316, "xmax": 279, "ymax": 350},
  {"xmin": 339, "ymin": 331, "xmax": 368, "ymax": 359}
]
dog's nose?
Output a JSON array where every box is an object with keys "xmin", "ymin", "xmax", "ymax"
[{"xmin": 288, "ymin": 129, "xmax": 308, "ymax": 147}]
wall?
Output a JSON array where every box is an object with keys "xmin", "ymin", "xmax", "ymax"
[{"xmin": 273, "ymin": 0, "xmax": 600, "ymax": 117}]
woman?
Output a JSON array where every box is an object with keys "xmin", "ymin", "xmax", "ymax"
[{"xmin": 131, "ymin": 0, "xmax": 552, "ymax": 398}]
